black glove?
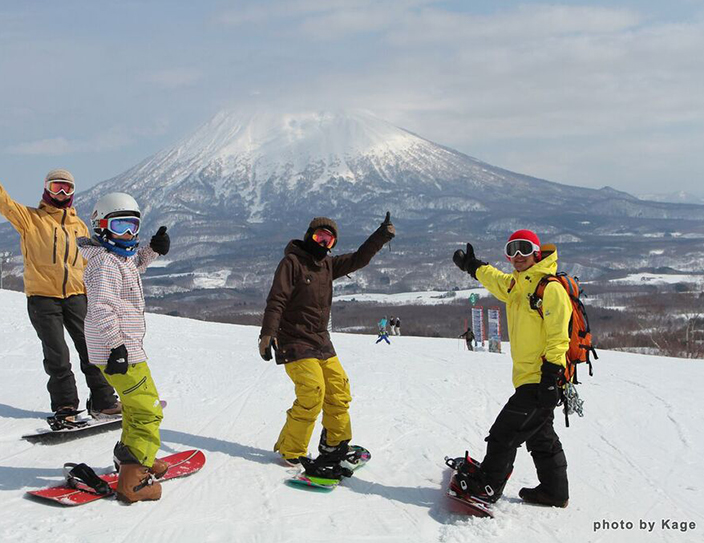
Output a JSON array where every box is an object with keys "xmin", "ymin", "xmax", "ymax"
[
  {"xmin": 258, "ymin": 335, "xmax": 278, "ymax": 361},
  {"xmin": 150, "ymin": 226, "xmax": 170, "ymax": 256},
  {"xmin": 376, "ymin": 211, "xmax": 395, "ymax": 241},
  {"xmin": 452, "ymin": 243, "xmax": 487, "ymax": 279},
  {"xmin": 105, "ymin": 345, "xmax": 129, "ymax": 375},
  {"xmin": 538, "ymin": 361, "xmax": 564, "ymax": 408}
]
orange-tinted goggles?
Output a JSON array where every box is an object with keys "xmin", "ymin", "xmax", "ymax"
[
  {"xmin": 45, "ymin": 180, "xmax": 75, "ymax": 196},
  {"xmin": 312, "ymin": 228, "xmax": 336, "ymax": 249}
]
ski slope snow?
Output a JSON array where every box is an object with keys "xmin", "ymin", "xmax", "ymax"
[{"xmin": 0, "ymin": 290, "xmax": 702, "ymax": 543}]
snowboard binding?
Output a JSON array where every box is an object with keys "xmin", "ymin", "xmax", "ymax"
[
  {"xmin": 47, "ymin": 409, "xmax": 88, "ymax": 431},
  {"xmin": 63, "ymin": 463, "xmax": 113, "ymax": 495}
]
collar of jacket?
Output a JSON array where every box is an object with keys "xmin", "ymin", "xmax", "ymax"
[
  {"xmin": 285, "ymin": 239, "xmax": 328, "ymax": 267},
  {"xmin": 38, "ymin": 200, "xmax": 77, "ymax": 216},
  {"xmin": 511, "ymin": 243, "xmax": 559, "ymax": 287}
]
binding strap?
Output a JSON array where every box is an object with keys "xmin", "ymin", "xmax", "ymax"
[{"xmin": 63, "ymin": 463, "xmax": 113, "ymax": 495}]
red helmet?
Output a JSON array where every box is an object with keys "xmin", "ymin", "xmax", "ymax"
[{"xmin": 505, "ymin": 229, "xmax": 541, "ymax": 261}]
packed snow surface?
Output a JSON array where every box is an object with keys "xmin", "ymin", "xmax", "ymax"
[{"xmin": 0, "ymin": 290, "xmax": 702, "ymax": 543}]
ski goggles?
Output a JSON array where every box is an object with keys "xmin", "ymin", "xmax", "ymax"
[
  {"xmin": 311, "ymin": 228, "xmax": 336, "ymax": 249},
  {"xmin": 98, "ymin": 216, "xmax": 141, "ymax": 236},
  {"xmin": 45, "ymin": 180, "xmax": 75, "ymax": 196},
  {"xmin": 505, "ymin": 239, "xmax": 540, "ymax": 258}
]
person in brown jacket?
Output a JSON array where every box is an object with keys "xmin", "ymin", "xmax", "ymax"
[
  {"xmin": 0, "ymin": 169, "xmax": 118, "ymax": 419},
  {"xmin": 260, "ymin": 213, "xmax": 395, "ymax": 471}
]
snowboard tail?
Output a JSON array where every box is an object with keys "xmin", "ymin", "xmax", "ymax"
[{"xmin": 26, "ymin": 449, "xmax": 205, "ymax": 506}]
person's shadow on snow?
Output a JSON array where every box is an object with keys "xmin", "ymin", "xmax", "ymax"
[
  {"xmin": 160, "ymin": 428, "xmax": 278, "ymax": 465},
  {"xmin": 0, "ymin": 466, "xmax": 66, "ymax": 491},
  {"xmin": 0, "ymin": 403, "xmax": 47, "ymax": 419},
  {"xmin": 340, "ymin": 464, "xmax": 469, "ymax": 524}
]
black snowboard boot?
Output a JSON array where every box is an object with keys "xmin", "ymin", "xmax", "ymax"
[
  {"xmin": 519, "ymin": 485, "xmax": 569, "ymax": 508},
  {"xmin": 449, "ymin": 453, "xmax": 507, "ymax": 504},
  {"xmin": 318, "ymin": 429, "xmax": 350, "ymax": 463}
]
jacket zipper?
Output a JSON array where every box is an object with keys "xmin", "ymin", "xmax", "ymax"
[
  {"xmin": 53, "ymin": 228, "xmax": 57, "ymax": 264},
  {"xmin": 61, "ymin": 210, "xmax": 69, "ymax": 297}
]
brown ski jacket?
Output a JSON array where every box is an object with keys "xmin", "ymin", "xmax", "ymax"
[{"xmin": 261, "ymin": 227, "xmax": 391, "ymax": 364}]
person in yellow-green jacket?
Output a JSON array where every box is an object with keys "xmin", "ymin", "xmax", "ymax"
[
  {"xmin": 0, "ymin": 170, "xmax": 118, "ymax": 418},
  {"xmin": 451, "ymin": 229, "xmax": 572, "ymax": 509}
]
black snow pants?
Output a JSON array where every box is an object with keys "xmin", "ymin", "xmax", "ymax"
[
  {"xmin": 27, "ymin": 294, "xmax": 117, "ymax": 412},
  {"xmin": 479, "ymin": 384, "xmax": 569, "ymax": 500}
]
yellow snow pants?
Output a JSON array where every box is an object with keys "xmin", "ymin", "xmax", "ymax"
[
  {"xmin": 99, "ymin": 362, "xmax": 163, "ymax": 468},
  {"xmin": 274, "ymin": 356, "xmax": 352, "ymax": 460}
]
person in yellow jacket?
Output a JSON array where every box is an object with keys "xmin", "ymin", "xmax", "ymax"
[
  {"xmin": 451, "ymin": 229, "xmax": 571, "ymax": 508},
  {"xmin": 0, "ymin": 169, "xmax": 117, "ymax": 418}
]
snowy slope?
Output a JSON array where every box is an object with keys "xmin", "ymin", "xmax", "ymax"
[{"xmin": 0, "ymin": 289, "xmax": 702, "ymax": 543}]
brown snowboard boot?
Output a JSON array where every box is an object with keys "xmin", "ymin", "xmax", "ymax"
[
  {"xmin": 149, "ymin": 458, "xmax": 169, "ymax": 479},
  {"xmin": 116, "ymin": 463, "xmax": 162, "ymax": 503}
]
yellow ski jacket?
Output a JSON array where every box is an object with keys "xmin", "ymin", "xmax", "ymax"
[
  {"xmin": 475, "ymin": 246, "xmax": 571, "ymax": 388},
  {"xmin": 0, "ymin": 183, "xmax": 90, "ymax": 298}
]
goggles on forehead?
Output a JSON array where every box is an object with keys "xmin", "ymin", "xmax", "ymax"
[
  {"xmin": 311, "ymin": 228, "xmax": 336, "ymax": 249},
  {"xmin": 98, "ymin": 216, "xmax": 141, "ymax": 236},
  {"xmin": 505, "ymin": 239, "xmax": 540, "ymax": 258},
  {"xmin": 45, "ymin": 180, "xmax": 75, "ymax": 196}
]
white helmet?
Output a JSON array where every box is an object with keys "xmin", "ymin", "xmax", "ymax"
[{"xmin": 91, "ymin": 192, "xmax": 141, "ymax": 236}]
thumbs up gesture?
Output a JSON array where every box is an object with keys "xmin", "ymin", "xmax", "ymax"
[
  {"xmin": 150, "ymin": 226, "xmax": 170, "ymax": 256},
  {"xmin": 378, "ymin": 211, "xmax": 395, "ymax": 240}
]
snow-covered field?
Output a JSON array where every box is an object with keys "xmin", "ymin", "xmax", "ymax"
[
  {"xmin": 0, "ymin": 289, "xmax": 702, "ymax": 543},
  {"xmin": 609, "ymin": 273, "xmax": 704, "ymax": 285},
  {"xmin": 333, "ymin": 288, "xmax": 489, "ymax": 305}
]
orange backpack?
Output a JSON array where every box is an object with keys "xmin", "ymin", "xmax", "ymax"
[{"xmin": 529, "ymin": 272, "xmax": 597, "ymax": 384}]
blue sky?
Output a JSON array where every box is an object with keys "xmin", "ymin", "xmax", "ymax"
[{"xmin": 1, "ymin": 0, "xmax": 703, "ymax": 204}]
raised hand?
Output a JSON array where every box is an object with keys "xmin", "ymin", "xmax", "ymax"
[
  {"xmin": 379, "ymin": 211, "xmax": 395, "ymax": 239},
  {"xmin": 150, "ymin": 226, "xmax": 170, "ymax": 256},
  {"xmin": 452, "ymin": 243, "xmax": 487, "ymax": 279}
]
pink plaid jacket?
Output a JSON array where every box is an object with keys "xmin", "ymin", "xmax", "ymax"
[{"xmin": 78, "ymin": 238, "xmax": 159, "ymax": 366}]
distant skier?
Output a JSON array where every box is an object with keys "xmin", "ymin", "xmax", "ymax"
[
  {"xmin": 459, "ymin": 327, "xmax": 475, "ymax": 351},
  {"xmin": 78, "ymin": 192, "xmax": 171, "ymax": 503},
  {"xmin": 378, "ymin": 316, "xmax": 388, "ymax": 333},
  {"xmin": 394, "ymin": 317, "xmax": 401, "ymax": 336},
  {"xmin": 389, "ymin": 316, "xmax": 396, "ymax": 336},
  {"xmin": 452, "ymin": 229, "xmax": 572, "ymax": 508},
  {"xmin": 0, "ymin": 171, "xmax": 118, "ymax": 419},
  {"xmin": 376, "ymin": 330, "xmax": 391, "ymax": 345},
  {"xmin": 259, "ymin": 213, "xmax": 395, "ymax": 473}
]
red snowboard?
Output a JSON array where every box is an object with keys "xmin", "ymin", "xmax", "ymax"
[
  {"xmin": 446, "ymin": 475, "xmax": 494, "ymax": 518},
  {"xmin": 26, "ymin": 449, "xmax": 205, "ymax": 506}
]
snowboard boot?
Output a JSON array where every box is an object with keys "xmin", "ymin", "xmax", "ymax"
[
  {"xmin": 149, "ymin": 458, "xmax": 169, "ymax": 479},
  {"xmin": 113, "ymin": 441, "xmax": 167, "ymax": 479},
  {"xmin": 115, "ymin": 463, "xmax": 162, "ymax": 503},
  {"xmin": 519, "ymin": 485, "xmax": 569, "ymax": 508},
  {"xmin": 318, "ymin": 429, "xmax": 350, "ymax": 463},
  {"xmin": 87, "ymin": 397, "xmax": 122, "ymax": 419},
  {"xmin": 450, "ymin": 454, "xmax": 507, "ymax": 504},
  {"xmin": 54, "ymin": 406, "xmax": 79, "ymax": 421}
]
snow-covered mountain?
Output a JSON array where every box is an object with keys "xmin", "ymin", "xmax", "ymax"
[
  {"xmin": 638, "ymin": 191, "xmax": 704, "ymax": 205},
  {"xmin": 3, "ymin": 109, "xmax": 704, "ymax": 296},
  {"xmin": 0, "ymin": 288, "xmax": 701, "ymax": 543}
]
